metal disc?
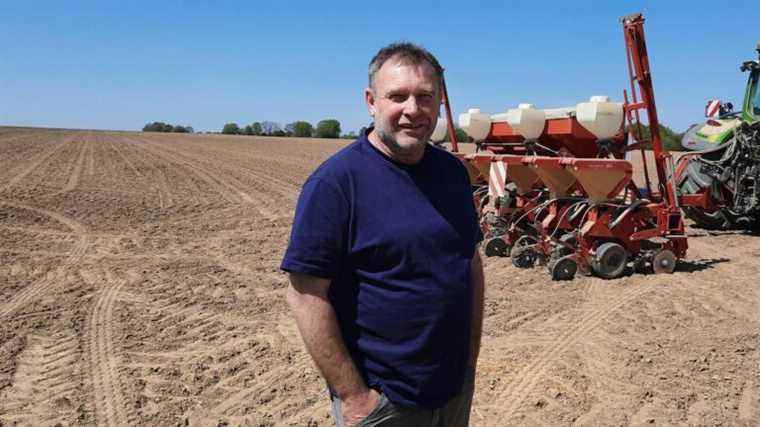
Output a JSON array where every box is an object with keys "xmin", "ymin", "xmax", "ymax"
[{"xmin": 652, "ymin": 249, "xmax": 676, "ymax": 274}]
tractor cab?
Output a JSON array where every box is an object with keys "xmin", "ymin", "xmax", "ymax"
[
  {"xmin": 741, "ymin": 46, "xmax": 759, "ymax": 123},
  {"xmin": 681, "ymin": 42, "xmax": 760, "ymax": 151}
]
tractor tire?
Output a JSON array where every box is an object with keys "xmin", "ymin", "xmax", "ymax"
[
  {"xmin": 591, "ymin": 242, "xmax": 628, "ymax": 280},
  {"xmin": 676, "ymin": 153, "xmax": 733, "ymax": 229},
  {"xmin": 683, "ymin": 206, "xmax": 732, "ymax": 230}
]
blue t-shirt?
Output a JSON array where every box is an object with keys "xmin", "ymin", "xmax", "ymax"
[{"xmin": 280, "ymin": 131, "xmax": 481, "ymax": 408}]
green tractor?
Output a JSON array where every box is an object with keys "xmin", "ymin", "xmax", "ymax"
[
  {"xmin": 681, "ymin": 43, "xmax": 759, "ymax": 151},
  {"xmin": 675, "ymin": 42, "xmax": 760, "ymax": 229}
]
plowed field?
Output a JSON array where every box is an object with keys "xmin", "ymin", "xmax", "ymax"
[{"xmin": 1, "ymin": 127, "xmax": 759, "ymax": 425}]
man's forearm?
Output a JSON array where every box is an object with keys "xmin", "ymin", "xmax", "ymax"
[
  {"xmin": 286, "ymin": 273, "xmax": 368, "ymax": 400},
  {"xmin": 469, "ymin": 251, "xmax": 485, "ymax": 368}
]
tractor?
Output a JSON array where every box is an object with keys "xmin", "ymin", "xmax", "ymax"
[{"xmin": 676, "ymin": 43, "xmax": 760, "ymax": 229}]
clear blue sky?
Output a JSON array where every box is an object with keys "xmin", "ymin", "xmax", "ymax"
[{"xmin": 1, "ymin": 1, "xmax": 758, "ymax": 134}]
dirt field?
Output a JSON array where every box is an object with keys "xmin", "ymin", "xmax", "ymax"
[{"xmin": 1, "ymin": 127, "xmax": 759, "ymax": 426}]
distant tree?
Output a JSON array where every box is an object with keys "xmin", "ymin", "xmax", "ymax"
[
  {"xmin": 627, "ymin": 123, "xmax": 684, "ymax": 152},
  {"xmin": 251, "ymin": 122, "xmax": 263, "ymax": 136},
  {"xmin": 143, "ymin": 121, "xmax": 192, "ymax": 133},
  {"xmin": 316, "ymin": 119, "xmax": 341, "ymax": 138},
  {"xmin": 272, "ymin": 129, "xmax": 287, "ymax": 137},
  {"xmin": 142, "ymin": 122, "xmax": 160, "ymax": 132},
  {"xmin": 454, "ymin": 126, "xmax": 471, "ymax": 143},
  {"xmin": 341, "ymin": 132, "xmax": 358, "ymax": 139},
  {"xmin": 291, "ymin": 121, "xmax": 314, "ymax": 138},
  {"xmin": 261, "ymin": 121, "xmax": 281, "ymax": 135},
  {"xmin": 222, "ymin": 123, "xmax": 241, "ymax": 135},
  {"xmin": 242, "ymin": 125, "xmax": 254, "ymax": 135},
  {"xmin": 185, "ymin": 126, "xmax": 194, "ymax": 133}
]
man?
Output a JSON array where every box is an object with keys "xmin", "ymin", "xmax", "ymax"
[{"xmin": 281, "ymin": 42, "xmax": 484, "ymax": 426}]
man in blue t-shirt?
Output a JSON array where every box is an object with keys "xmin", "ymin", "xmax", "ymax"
[{"xmin": 281, "ymin": 42, "xmax": 484, "ymax": 426}]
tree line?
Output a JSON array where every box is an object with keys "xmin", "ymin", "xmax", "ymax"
[
  {"xmin": 142, "ymin": 121, "xmax": 194, "ymax": 133},
  {"xmin": 141, "ymin": 120, "xmax": 684, "ymax": 150},
  {"xmin": 628, "ymin": 123, "xmax": 684, "ymax": 152},
  {"xmin": 222, "ymin": 119, "xmax": 346, "ymax": 139}
]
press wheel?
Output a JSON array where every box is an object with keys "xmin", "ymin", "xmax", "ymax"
[
  {"xmin": 549, "ymin": 255, "xmax": 577, "ymax": 281},
  {"xmin": 591, "ymin": 242, "xmax": 628, "ymax": 279},
  {"xmin": 511, "ymin": 236, "xmax": 539, "ymax": 268},
  {"xmin": 484, "ymin": 237, "xmax": 510, "ymax": 257}
]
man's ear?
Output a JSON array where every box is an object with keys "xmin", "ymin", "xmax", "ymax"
[{"xmin": 365, "ymin": 87, "xmax": 376, "ymax": 118}]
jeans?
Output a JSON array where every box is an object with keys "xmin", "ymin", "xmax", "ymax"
[{"xmin": 330, "ymin": 369, "xmax": 476, "ymax": 427}]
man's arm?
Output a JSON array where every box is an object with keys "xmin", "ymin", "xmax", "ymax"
[
  {"xmin": 469, "ymin": 250, "xmax": 485, "ymax": 370},
  {"xmin": 286, "ymin": 272, "xmax": 379, "ymax": 423}
]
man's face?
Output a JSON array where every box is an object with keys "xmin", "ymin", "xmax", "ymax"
[{"xmin": 365, "ymin": 59, "xmax": 441, "ymax": 154}]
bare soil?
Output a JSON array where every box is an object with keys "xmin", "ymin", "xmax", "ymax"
[{"xmin": 1, "ymin": 128, "xmax": 759, "ymax": 426}]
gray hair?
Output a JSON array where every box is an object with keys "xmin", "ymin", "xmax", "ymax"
[{"xmin": 368, "ymin": 42, "xmax": 443, "ymax": 90}]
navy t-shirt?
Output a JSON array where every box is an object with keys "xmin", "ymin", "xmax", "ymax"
[{"xmin": 280, "ymin": 131, "xmax": 481, "ymax": 408}]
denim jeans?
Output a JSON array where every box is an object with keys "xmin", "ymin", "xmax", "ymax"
[{"xmin": 330, "ymin": 368, "xmax": 476, "ymax": 427}]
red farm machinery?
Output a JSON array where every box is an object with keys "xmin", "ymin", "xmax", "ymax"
[{"xmin": 437, "ymin": 13, "xmax": 688, "ymax": 280}]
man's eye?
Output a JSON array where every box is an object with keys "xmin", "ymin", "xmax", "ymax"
[{"xmin": 389, "ymin": 94, "xmax": 407, "ymax": 102}]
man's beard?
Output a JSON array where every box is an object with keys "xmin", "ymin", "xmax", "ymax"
[{"xmin": 376, "ymin": 124, "xmax": 430, "ymax": 156}]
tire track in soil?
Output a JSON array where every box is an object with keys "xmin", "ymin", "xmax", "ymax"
[
  {"xmin": 87, "ymin": 133, "xmax": 96, "ymax": 177},
  {"xmin": 199, "ymin": 318, "xmax": 309, "ymax": 418},
  {"xmin": 54, "ymin": 139, "xmax": 89, "ymax": 195},
  {"xmin": 173, "ymin": 137, "xmax": 309, "ymax": 192},
  {"xmin": 0, "ymin": 331, "xmax": 80, "ymax": 425},
  {"xmin": 106, "ymin": 135, "xmax": 146, "ymax": 181},
  {"xmin": 164, "ymin": 138, "xmax": 300, "ymax": 202},
  {"xmin": 111, "ymin": 138, "xmax": 207, "ymax": 206},
  {"xmin": 207, "ymin": 362, "xmax": 297, "ymax": 416},
  {"xmin": 136, "ymin": 138, "xmax": 279, "ymax": 218},
  {"xmin": 51, "ymin": 139, "xmax": 81, "ymax": 193},
  {"xmin": 120, "ymin": 137, "xmax": 176, "ymax": 208},
  {"xmin": 493, "ymin": 283, "xmax": 655, "ymax": 420},
  {"xmin": 0, "ymin": 131, "xmax": 59, "ymax": 181},
  {"xmin": 128, "ymin": 135, "xmax": 292, "ymax": 218},
  {"xmin": 0, "ymin": 201, "xmax": 90, "ymax": 319},
  {"xmin": 161, "ymin": 138, "xmax": 300, "ymax": 208},
  {"xmin": 739, "ymin": 380, "xmax": 760, "ymax": 422},
  {"xmin": 107, "ymin": 136, "xmax": 176, "ymax": 209},
  {"xmin": 0, "ymin": 140, "xmax": 65, "ymax": 194},
  {"xmin": 81, "ymin": 270, "xmax": 133, "ymax": 426},
  {"xmin": 132, "ymin": 139, "xmax": 239, "ymax": 207}
]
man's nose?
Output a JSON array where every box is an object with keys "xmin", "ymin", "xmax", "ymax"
[{"xmin": 403, "ymin": 96, "xmax": 421, "ymax": 116}]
